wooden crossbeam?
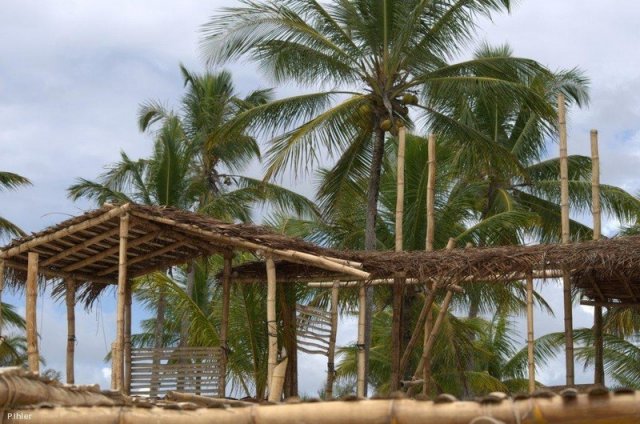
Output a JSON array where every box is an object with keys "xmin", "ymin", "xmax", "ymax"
[
  {"xmin": 4, "ymin": 259, "xmax": 113, "ymax": 284},
  {"xmin": 42, "ymin": 227, "xmax": 121, "ymax": 267},
  {"xmin": 97, "ymin": 239, "xmax": 188, "ymax": 276},
  {"xmin": 62, "ymin": 231, "xmax": 160, "ymax": 272}
]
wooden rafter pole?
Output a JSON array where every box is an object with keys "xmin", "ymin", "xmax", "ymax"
[
  {"xmin": 65, "ymin": 278, "xmax": 76, "ymax": 384},
  {"xmin": 325, "ymin": 282, "xmax": 339, "ymax": 399},
  {"xmin": 423, "ymin": 133, "xmax": 437, "ymax": 396},
  {"xmin": 26, "ymin": 252, "xmax": 39, "ymax": 374},
  {"xmin": 266, "ymin": 256, "xmax": 278, "ymax": 399},
  {"xmin": 0, "ymin": 259, "xmax": 4, "ymax": 339},
  {"xmin": 220, "ymin": 253, "xmax": 233, "ymax": 398},
  {"xmin": 591, "ymin": 129, "xmax": 605, "ymax": 386},
  {"xmin": 124, "ymin": 280, "xmax": 132, "ymax": 395},
  {"xmin": 113, "ymin": 213, "xmax": 129, "ymax": 392},
  {"xmin": 391, "ymin": 125, "xmax": 406, "ymax": 391},
  {"xmin": 526, "ymin": 273, "xmax": 535, "ymax": 393},
  {"xmin": 558, "ymin": 93, "xmax": 574, "ymax": 386},
  {"xmin": 356, "ymin": 283, "xmax": 366, "ymax": 397}
]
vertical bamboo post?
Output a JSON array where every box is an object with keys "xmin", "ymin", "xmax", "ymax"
[
  {"xmin": 422, "ymin": 133, "xmax": 437, "ymax": 396},
  {"xmin": 0, "ymin": 259, "xmax": 4, "ymax": 339},
  {"xmin": 124, "ymin": 281, "xmax": 132, "ymax": 395},
  {"xmin": 391, "ymin": 126, "xmax": 406, "ymax": 391},
  {"xmin": 591, "ymin": 129, "xmax": 605, "ymax": 386},
  {"xmin": 326, "ymin": 282, "xmax": 339, "ymax": 399},
  {"xmin": 526, "ymin": 273, "xmax": 535, "ymax": 393},
  {"xmin": 266, "ymin": 256, "xmax": 278, "ymax": 398},
  {"xmin": 558, "ymin": 93, "xmax": 574, "ymax": 386},
  {"xmin": 357, "ymin": 283, "xmax": 367, "ymax": 397},
  {"xmin": 220, "ymin": 253, "xmax": 233, "ymax": 398},
  {"xmin": 113, "ymin": 213, "xmax": 129, "ymax": 392},
  {"xmin": 425, "ymin": 134, "xmax": 436, "ymax": 251},
  {"xmin": 26, "ymin": 252, "xmax": 39, "ymax": 374},
  {"xmin": 65, "ymin": 278, "xmax": 76, "ymax": 384}
]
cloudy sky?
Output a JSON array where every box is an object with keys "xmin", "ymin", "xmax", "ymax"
[{"xmin": 1, "ymin": 1, "xmax": 640, "ymax": 395}]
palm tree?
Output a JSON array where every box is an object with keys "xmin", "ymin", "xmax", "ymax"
[{"xmin": 0, "ymin": 171, "xmax": 31, "ymax": 240}]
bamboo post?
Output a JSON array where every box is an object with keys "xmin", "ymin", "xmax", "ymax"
[
  {"xmin": 357, "ymin": 283, "xmax": 366, "ymax": 397},
  {"xmin": 591, "ymin": 129, "xmax": 605, "ymax": 386},
  {"xmin": 268, "ymin": 355, "xmax": 288, "ymax": 403},
  {"xmin": 65, "ymin": 278, "xmax": 76, "ymax": 384},
  {"xmin": 124, "ymin": 281, "xmax": 132, "ymax": 395},
  {"xmin": 558, "ymin": 93, "xmax": 574, "ymax": 386},
  {"xmin": 325, "ymin": 282, "xmax": 339, "ymax": 399},
  {"xmin": 391, "ymin": 125, "xmax": 406, "ymax": 391},
  {"xmin": 0, "ymin": 259, "xmax": 4, "ymax": 339},
  {"xmin": 425, "ymin": 134, "xmax": 436, "ymax": 251},
  {"xmin": 26, "ymin": 252, "xmax": 39, "ymax": 374},
  {"xmin": 266, "ymin": 256, "xmax": 278, "ymax": 398},
  {"xmin": 526, "ymin": 273, "xmax": 535, "ymax": 393},
  {"xmin": 220, "ymin": 253, "xmax": 232, "ymax": 398},
  {"xmin": 112, "ymin": 213, "xmax": 129, "ymax": 392},
  {"xmin": 422, "ymin": 133, "xmax": 437, "ymax": 396}
]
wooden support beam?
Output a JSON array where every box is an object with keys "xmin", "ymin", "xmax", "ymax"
[
  {"xmin": 65, "ymin": 278, "xmax": 76, "ymax": 384},
  {"xmin": 526, "ymin": 274, "xmax": 535, "ymax": 393},
  {"xmin": 63, "ymin": 230, "xmax": 159, "ymax": 273},
  {"xmin": 112, "ymin": 213, "xmax": 129, "ymax": 392},
  {"xmin": 0, "ymin": 259, "xmax": 4, "ymax": 339},
  {"xmin": 124, "ymin": 281, "xmax": 132, "ymax": 395},
  {"xmin": 129, "ymin": 210, "xmax": 370, "ymax": 280},
  {"xmin": 425, "ymin": 133, "xmax": 436, "ymax": 252},
  {"xmin": 41, "ymin": 226, "xmax": 121, "ymax": 266},
  {"xmin": 26, "ymin": 252, "xmax": 39, "ymax": 374},
  {"xmin": 220, "ymin": 253, "xmax": 232, "ymax": 398},
  {"xmin": 4, "ymin": 259, "xmax": 113, "ymax": 285},
  {"xmin": 559, "ymin": 93, "xmax": 574, "ymax": 387},
  {"xmin": 266, "ymin": 256, "xmax": 278, "ymax": 399},
  {"xmin": 325, "ymin": 282, "xmax": 339, "ymax": 399},
  {"xmin": 391, "ymin": 126, "xmax": 406, "ymax": 392},
  {"xmin": 407, "ymin": 289, "xmax": 455, "ymax": 396},
  {"xmin": 0, "ymin": 204, "xmax": 130, "ymax": 259},
  {"xmin": 581, "ymin": 300, "xmax": 640, "ymax": 308},
  {"xmin": 356, "ymin": 283, "xmax": 366, "ymax": 397},
  {"xmin": 96, "ymin": 239, "xmax": 188, "ymax": 276}
]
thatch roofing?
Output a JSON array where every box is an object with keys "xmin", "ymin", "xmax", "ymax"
[
  {"xmin": 0, "ymin": 203, "xmax": 351, "ymax": 287},
  {"xmin": 231, "ymin": 236, "xmax": 640, "ymax": 306}
]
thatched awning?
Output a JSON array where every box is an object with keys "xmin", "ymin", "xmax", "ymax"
[
  {"xmin": 230, "ymin": 236, "xmax": 640, "ymax": 307},
  {"xmin": 0, "ymin": 203, "xmax": 363, "ymax": 288}
]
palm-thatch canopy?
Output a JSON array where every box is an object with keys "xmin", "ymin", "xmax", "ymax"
[
  {"xmin": 2, "ymin": 203, "xmax": 640, "ymax": 307},
  {"xmin": 0, "ymin": 203, "xmax": 366, "ymax": 288},
  {"xmin": 230, "ymin": 236, "xmax": 640, "ymax": 307}
]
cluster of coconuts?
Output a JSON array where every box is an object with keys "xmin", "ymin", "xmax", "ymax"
[{"xmin": 379, "ymin": 93, "xmax": 418, "ymax": 131}]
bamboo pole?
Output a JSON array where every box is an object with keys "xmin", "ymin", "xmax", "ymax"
[
  {"xmin": 65, "ymin": 278, "xmax": 76, "ymax": 384},
  {"xmin": 325, "ymin": 282, "xmax": 339, "ymax": 399},
  {"xmin": 356, "ymin": 283, "xmax": 366, "ymax": 397},
  {"xmin": 526, "ymin": 273, "xmax": 535, "ymax": 393},
  {"xmin": 591, "ymin": 129, "xmax": 605, "ymax": 386},
  {"xmin": 559, "ymin": 93, "xmax": 574, "ymax": 386},
  {"xmin": 124, "ymin": 281, "xmax": 132, "ymax": 395},
  {"xmin": 26, "ymin": 252, "xmax": 39, "ymax": 374},
  {"xmin": 113, "ymin": 213, "xmax": 129, "ymax": 392},
  {"xmin": 425, "ymin": 134, "xmax": 436, "ymax": 251},
  {"xmin": 390, "ymin": 126, "xmax": 406, "ymax": 392},
  {"xmin": 268, "ymin": 355, "xmax": 288, "ymax": 403},
  {"xmin": 422, "ymin": 133, "xmax": 437, "ymax": 396},
  {"xmin": 220, "ymin": 253, "xmax": 233, "ymax": 398},
  {"xmin": 266, "ymin": 256, "xmax": 278, "ymax": 398},
  {"xmin": 0, "ymin": 259, "xmax": 4, "ymax": 339}
]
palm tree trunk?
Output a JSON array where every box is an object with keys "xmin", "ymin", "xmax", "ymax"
[{"xmin": 363, "ymin": 127, "xmax": 386, "ymax": 397}]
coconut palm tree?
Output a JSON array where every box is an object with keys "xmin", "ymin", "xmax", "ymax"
[
  {"xmin": 201, "ymin": 2, "xmax": 560, "ymax": 386},
  {"xmin": 0, "ymin": 171, "xmax": 31, "ymax": 240}
]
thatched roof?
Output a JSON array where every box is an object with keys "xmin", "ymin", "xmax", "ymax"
[
  {"xmin": 231, "ymin": 236, "xmax": 640, "ymax": 307},
  {"xmin": 0, "ymin": 203, "xmax": 352, "ymax": 288}
]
